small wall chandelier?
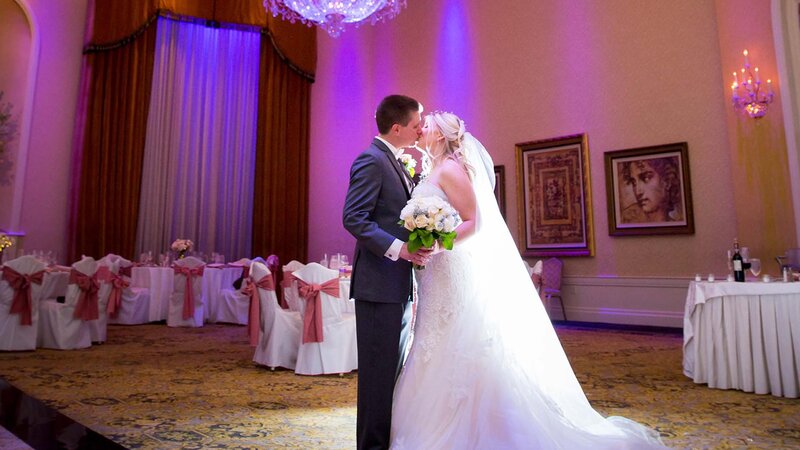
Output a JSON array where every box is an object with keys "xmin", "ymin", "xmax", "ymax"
[
  {"xmin": 730, "ymin": 49, "xmax": 775, "ymax": 119},
  {"xmin": 264, "ymin": 0, "xmax": 407, "ymax": 38}
]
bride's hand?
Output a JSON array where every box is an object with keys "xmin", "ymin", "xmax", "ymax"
[{"xmin": 400, "ymin": 242, "xmax": 434, "ymax": 266}]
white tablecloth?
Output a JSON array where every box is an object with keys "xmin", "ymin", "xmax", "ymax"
[
  {"xmin": 203, "ymin": 265, "xmax": 245, "ymax": 321},
  {"xmin": 683, "ymin": 280, "xmax": 800, "ymax": 398},
  {"xmin": 131, "ymin": 267, "xmax": 174, "ymax": 322}
]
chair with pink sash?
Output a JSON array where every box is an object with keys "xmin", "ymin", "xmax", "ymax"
[
  {"xmin": 108, "ymin": 256, "xmax": 151, "ymax": 325},
  {"xmin": 0, "ymin": 255, "xmax": 47, "ymax": 350},
  {"xmin": 293, "ymin": 263, "xmax": 357, "ymax": 376},
  {"xmin": 37, "ymin": 256, "xmax": 96, "ymax": 350},
  {"xmin": 282, "ymin": 260, "xmax": 305, "ymax": 312},
  {"xmin": 86, "ymin": 256, "xmax": 115, "ymax": 343},
  {"xmin": 167, "ymin": 256, "xmax": 205, "ymax": 327},
  {"xmin": 214, "ymin": 258, "xmax": 252, "ymax": 325},
  {"xmin": 251, "ymin": 260, "xmax": 302, "ymax": 369}
]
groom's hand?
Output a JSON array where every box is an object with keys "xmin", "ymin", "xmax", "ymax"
[{"xmin": 400, "ymin": 243, "xmax": 434, "ymax": 266}]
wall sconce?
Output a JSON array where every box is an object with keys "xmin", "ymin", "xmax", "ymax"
[{"xmin": 730, "ymin": 49, "xmax": 774, "ymax": 119}]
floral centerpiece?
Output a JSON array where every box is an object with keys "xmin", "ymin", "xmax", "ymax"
[
  {"xmin": 171, "ymin": 239, "xmax": 193, "ymax": 259},
  {"xmin": 0, "ymin": 232, "xmax": 12, "ymax": 260},
  {"xmin": 398, "ymin": 196, "xmax": 461, "ymax": 269}
]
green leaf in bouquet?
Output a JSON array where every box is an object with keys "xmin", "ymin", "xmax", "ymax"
[
  {"xmin": 409, "ymin": 231, "xmax": 417, "ymax": 241},
  {"xmin": 441, "ymin": 232, "xmax": 457, "ymax": 250},
  {"xmin": 407, "ymin": 237, "xmax": 422, "ymax": 253},
  {"xmin": 421, "ymin": 232, "xmax": 435, "ymax": 248}
]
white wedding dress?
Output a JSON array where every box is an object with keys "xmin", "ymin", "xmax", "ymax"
[{"xmin": 390, "ymin": 134, "xmax": 667, "ymax": 449}]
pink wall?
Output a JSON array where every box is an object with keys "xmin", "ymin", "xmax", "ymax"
[
  {"xmin": 0, "ymin": 0, "xmax": 87, "ymax": 260},
  {"xmin": 309, "ymin": 0, "xmax": 741, "ymax": 277}
]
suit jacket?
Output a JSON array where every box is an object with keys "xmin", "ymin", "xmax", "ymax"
[{"xmin": 343, "ymin": 138, "xmax": 413, "ymax": 304}]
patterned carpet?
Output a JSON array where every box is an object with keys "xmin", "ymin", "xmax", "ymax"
[{"xmin": 0, "ymin": 323, "xmax": 797, "ymax": 449}]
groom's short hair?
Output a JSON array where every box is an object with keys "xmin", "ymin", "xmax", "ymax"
[{"xmin": 376, "ymin": 95, "xmax": 421, "ymax": 135}]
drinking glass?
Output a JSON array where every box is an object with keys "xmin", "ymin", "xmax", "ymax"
[
  {"xmin": 749, "ymin": 258, "xmax": 761, "ymax": 278},
  {"xmin": 340, "ymin": 254, "xmax": 349, "ymax": 266},
  {"xmin": 726, "ymin": 249, "xmax": 733, "ymax": 274}
]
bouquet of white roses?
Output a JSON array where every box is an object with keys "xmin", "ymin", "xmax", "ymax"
[
  {"xmin": 398, "ymin": 196, "xmax": 461, "ymax": 267},
  {"xmin": 171, "ymin": 239, "xmax": 193, "ymax": 252}
]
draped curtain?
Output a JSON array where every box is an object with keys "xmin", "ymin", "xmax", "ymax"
[
  {"xmin": 70, "ymin": 0, "xmax": 315, "ymax": 264},
  {"xmin": 135, "ymin": 17, "xmax": 260, "ymax": 260}
]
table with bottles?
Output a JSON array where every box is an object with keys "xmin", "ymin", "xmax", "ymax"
[{"xmin": 682, "ymin": 279, "xmax": 800, "ymax": 398}]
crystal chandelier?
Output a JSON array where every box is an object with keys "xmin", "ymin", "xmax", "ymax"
[
  {"xmin": 264, "ymin": 0, "xmax": 407, "ymax": 38},
  {"xmin": 730, "ymin": 49, "xmax": 775, "ymax": 119}
]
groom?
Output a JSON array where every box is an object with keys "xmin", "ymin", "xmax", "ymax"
[{"xmin": 343, "ymin": 94, "xmax": 432, "ymax": 450}]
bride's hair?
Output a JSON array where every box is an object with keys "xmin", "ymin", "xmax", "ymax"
[{"xmin": 422, "ymin": 111, "xmax": 474, "ymax": 178}]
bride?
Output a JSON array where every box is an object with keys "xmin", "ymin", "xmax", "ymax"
[{"xmin": 389, "ymin": 111, "xmax": 667, "ymax": 449}]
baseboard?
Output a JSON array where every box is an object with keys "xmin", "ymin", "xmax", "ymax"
[{"xmin": 546, "ymin": 276, "xmax": 689, "ymax": 328}]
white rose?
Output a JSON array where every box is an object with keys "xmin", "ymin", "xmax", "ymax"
[
  {"xmin": 414, "ymin": 214, "xmax": 429, "ymax": 229},
  {"xmin": 443, "ymin": 216, "xmax": 456, "ymax": 232},
  {"xmin": 404, "ymin": 217, "xmax": 416, "ymax": 231}
]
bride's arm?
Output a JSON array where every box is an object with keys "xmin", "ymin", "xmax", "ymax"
[{"xmin": 438, "ymin": 159, "xmax": 477, "ymax": 245}]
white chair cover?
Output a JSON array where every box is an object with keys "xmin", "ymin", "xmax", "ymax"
[
  {"xmin": 542, "ymin": 257, "xmax": 566, "ymax": 320},
  {"xmin": 293, "ymin": 263, "xmax": 358, "ymax": 375},
  {"xmin": 167, "ymin": 256, "xmax": 205, "ymax": 327},
  {"xmin": 0, "ymin": 255, "xmax": 47, "ymax": 350},
  {"xmin": 531, "ymin": 259, "xmax": 544, "ymax": 294},
  {"xmin": 251, "ymin": 261, "xmax": 302, "ymax": 369},
  {"xmin": 37, "ymin": 256, "xmax": 95, "ymax": 350},
  {"xmin": 282, "ymin": 260, "xmax": 305, "ymax": 312},
  {"xmin": 214, "ymin": 258, "xmax": 251, "ymax": 324},
  {"xmin": 108, "ymin": 256, "xmax": 151, "ymax": 325}
]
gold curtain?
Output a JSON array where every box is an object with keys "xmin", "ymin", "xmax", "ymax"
[
  {"xmin": 70, "ymin": 0, "xmax": 315, "ymax": 261},
  {"xmin": 252, "ymin": 34, "xmax": 310, "ymax": 264},
  {"xmin": 69, "ymin": 25, "xmax": 157, "ymax": 261}
]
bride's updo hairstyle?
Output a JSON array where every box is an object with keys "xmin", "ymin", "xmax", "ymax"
[{"xmin": 423, "ymin": 111, "xmax": 474, "ymax": 178}]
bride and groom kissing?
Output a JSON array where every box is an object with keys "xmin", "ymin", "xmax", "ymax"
[{"xmin": 343, "ymin": 95, "xmax": 667, "ymax": 449}]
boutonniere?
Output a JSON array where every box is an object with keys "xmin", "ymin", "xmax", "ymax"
[{"xmin": 397, "ymin": 153, "xmax": 417, "ymax": 178}]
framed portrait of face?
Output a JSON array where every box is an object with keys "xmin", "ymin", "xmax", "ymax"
[
  {"xmin": 604, "ymin": 142, "xmax": 694, "ymax": 236},
  {"xmin": 515, "ymin": 134, "xmax": 595, "ymax": 257}
]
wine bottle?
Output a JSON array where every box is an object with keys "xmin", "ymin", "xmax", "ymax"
[{"xmin": 732, "ymin": 238, "xmax": 745, "ymax": 282}]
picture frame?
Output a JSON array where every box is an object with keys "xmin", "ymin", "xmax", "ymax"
[
  {"xmin": 603, "ymin": 142, "xmax": 694, "ymax": 236},
  {"xmin": 515, "ymin": 134, "xmax": 594, "ymax": 257},
  {"xmin": 493, "ymin": 165, "xmax": 507, "ymax": 219}
]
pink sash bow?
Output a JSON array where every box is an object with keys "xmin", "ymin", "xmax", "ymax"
[
  {"xmin": 297, "ymin": 278, "xmax": 340, "ymax": 343},
  {"xmin": 70, "ymin": 269, "xmax": 101, "ymax": 321},
  {"xmin": 98, "ymin": 269, "xmax": 130, "ymax": 318},
  {"xmin": 2, "ymin": 266, "xmax": 45, "ymax": 326},
  {"xmin": 174, "ymin": 265, "xmax": 204, "ymax": 319},
  {"xmin": 241, "ymin": 273, "xmax": 275, "ymax": 346}
]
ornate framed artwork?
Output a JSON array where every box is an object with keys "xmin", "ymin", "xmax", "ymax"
[
  {"xmin": 515, "ymin": 134, "xmax": 595, "ymax": 257},
  {"xmin": 604, "ymin": 142, "xmax": 694, "ymax": 236},
  {"xmin": 494, "ymin": 165, "xmax": 507, "ymax": 219}
]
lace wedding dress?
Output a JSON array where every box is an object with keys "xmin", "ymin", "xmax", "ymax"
[{"xmin": 390, "ymin": 134, "xmax": 667, "ymax": 449}]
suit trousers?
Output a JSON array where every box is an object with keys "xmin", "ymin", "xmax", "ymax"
[{"xmin": 355, "ymin": 299, "xmax": 413, "ymax": 450}]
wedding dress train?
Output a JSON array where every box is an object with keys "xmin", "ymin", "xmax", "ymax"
[{"xmin": 390, "ymin": 134, "xmax": 666, "ymax": 449}]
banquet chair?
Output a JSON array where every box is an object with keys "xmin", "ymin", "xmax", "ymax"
[
  {"xmin": 38, "ymin": 256, "xmax": 97, "ymax": 349},
  {"xmin": 530, "ymin": 259, "xmax": 543, "ymax": 294},
  {"xmin": 282, "ymin": 260, "xmax": 306, "ymax": 313},
  {"xmin": 293, "ymin": 263, "xmax": 357, "ymax": 375},
  {"xmin": 541, "ymin": 257, "xmax": 567, "ymax": 321},
  {"xmin": 86, "ymin": 256, "xmax": 116, "ymax": 343},
  {"xmin": 0, "ymin": 255, "xmax": 47, "ymax": 350},
  {"xmin": 251, "ymin": 260, "xmax": 302, "ymax": 369},
  {"xmin": 214, "ymin": 258, "xmax": 251, "ymax": 325},
  {"xmin": 167, "ymin": 256, "xmax": 205, "ymax": 327},
  {"xmin": 108, "ymin": 256, "xmax": 151, "ymax": 325}
]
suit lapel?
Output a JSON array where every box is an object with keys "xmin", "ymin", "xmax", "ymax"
[{"xmin": 373, "ymin": 139, "xmax": 412, "ymax": 198}]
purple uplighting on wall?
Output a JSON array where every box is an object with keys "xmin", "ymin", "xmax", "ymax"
[{"xmin": 434, "ymin": 0, "xmax": 476, "ymax": 114}]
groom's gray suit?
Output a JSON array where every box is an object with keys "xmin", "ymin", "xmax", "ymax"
[{"xmin": 343, "ymin": 138, "xmax": 414, "ymax": 450}]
